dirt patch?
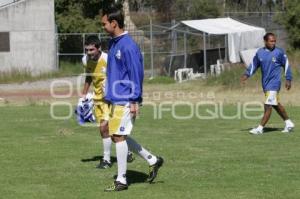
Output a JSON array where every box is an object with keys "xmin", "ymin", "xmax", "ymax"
[
  {"xmin": 1, "ymin": 77, "xmax": 300, "ymax": 106},
  {"xmin": 0, "ymin": 77, "xmax": 83, "ymax": 105}
]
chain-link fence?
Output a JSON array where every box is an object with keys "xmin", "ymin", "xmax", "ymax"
[
  {"xmin": 56, "ymin": 12, "xmax": 287, "ymax": 78},
  {"xmin": 225, "ymin": 12, "xmax": 287, "ymax": 49},
  {"xmin": 56, "ymin": 24, "xmax": 227, "ymax": 78},
  {"xmin": 56, "ymin": 31, "xmax": 145, "ymax": 75}
]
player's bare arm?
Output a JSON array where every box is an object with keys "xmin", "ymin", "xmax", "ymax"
[
  {"xmin": 130, "ymin": 103, "xmax": 139, "ymax": 118},
  {"xmin": 240, "ymin": 74, "xmax": 248, "ymax": 85},
  {"xmin": 285, "ymin": 80, "xmax": 291, "ymax": 90},
  {"xmin": 82, "ymin": 75, "xmax": 92, "ymax": 98}
]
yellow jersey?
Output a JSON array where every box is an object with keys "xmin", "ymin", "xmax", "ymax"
[{"xmin": 82, "ymin": 52, "xmax": 108, "ymax": 100}]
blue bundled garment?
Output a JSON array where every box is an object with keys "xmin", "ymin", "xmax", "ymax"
[{"xmin": 75, "ymin": 93, "xmax": 95, "ymax": 125}]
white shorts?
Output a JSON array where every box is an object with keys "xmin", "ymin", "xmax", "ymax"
[
  {"xmin": 108, "ymin": 104, "xmax": 134, "ymax": 136},
  {"xmin": 264, "ymin": 91, "xmax": 279, "ymax": 106}
]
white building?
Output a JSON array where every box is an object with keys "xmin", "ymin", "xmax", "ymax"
[{"xmin": 0, "ymin": 0, "xmax": 56, "ymax": 75}]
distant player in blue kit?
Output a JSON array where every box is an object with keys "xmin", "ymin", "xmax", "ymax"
[{"xmin": 241, "ymin": 32, "xmax": 295, "ymax": 134}]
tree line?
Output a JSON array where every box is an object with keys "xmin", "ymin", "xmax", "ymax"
[{"xmin": 55, "ymin": 0, "xmax": 299, "ymax": 49}]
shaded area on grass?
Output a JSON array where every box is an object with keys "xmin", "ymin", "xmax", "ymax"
[
  {"xmin": 113, "ymin": 170, "xmax": 150, "ymax": 185},
  {"xmin": 81, "ymin": 155, "xmax": 117, "ymax": 164}
]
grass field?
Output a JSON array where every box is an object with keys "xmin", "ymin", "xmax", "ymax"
[
  {"xmin": 0, "ymin": 61, "xmax": 83, "ymax": 84},
  {"xmin": 0, "ymin": 105, "xmax": 299, "ymax": 199}
]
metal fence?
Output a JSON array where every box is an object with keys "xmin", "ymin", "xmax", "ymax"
[
  {"xmin": 56, "ymin": 13, "xmax": 287, "ymax": 78},
  {"xmin": 225, "ymin": 12, "xmax": 288, "ymax": 48},
  {"xmin": 56, "ymin": 24, "xmax": 226, "ymax": 78}
]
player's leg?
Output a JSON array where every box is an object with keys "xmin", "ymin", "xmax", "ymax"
[
  {"xmin": 261, "ymin": 104, "xmax": 273, "ymax": 126},
  {"xmin": 120, "ymin": 105, "xmax": 163, "ymax": 183},
  {"xmin": 273, "ymin": 103, "xmax": 294, "ymax": 132},
  {"xmin": 250, "ymin": 91, "xmax": 275, "ymax": 134},
  {"xmin": 113, "ymin": 134, "xmax": 128, "ymax": 185},
  {"xmin": 126, "ymin": 136, "xmax": 164, "ymax": 183},
  {"xmin": 261, "ymin": 91, "xmax": 279, "ymax": 127},
  {"xmin": 250, "ymin": 104, "xmax": 272, "ymax": 134},
  {"xmin": 97, "ymin": 119, "xmax": 112, "ymax": 168},
  {"xmin": 95, "ymin": 101, "xmax": 112, "ymax": 169},
  {"xmin": 105, "ymin": 105, "xmax": 129, "ymax": 191},
  {"xmin": 104, "ymin": 105, "xmax": 163, "ymax": 191},
  {"xmin": 126, "ymin": 136, "xmax": 157, "ymax": 165},
  {"xmin": 273, "ymin": 103, "xmax": 288, "ymax": 120},
  {"xmin": 104, "ymin": 134, "xmax": 129, "ymax": 192}
]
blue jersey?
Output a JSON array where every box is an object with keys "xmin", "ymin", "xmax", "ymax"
[
  {"xmin": 105, "ymin": 32, "xmax": 144, "ymax": 105},
  {"xmin": 244, "ymin": 47, "xmax": 292, "ymax": 91}
]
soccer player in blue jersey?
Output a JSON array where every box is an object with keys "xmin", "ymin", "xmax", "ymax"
[
  {"xmin": 241, "ymin": 32, "xmax": 295, "ymax": 134},
  {"xmin": 101, "ymin": 5, "xmax": 164, "ymax": 191}
]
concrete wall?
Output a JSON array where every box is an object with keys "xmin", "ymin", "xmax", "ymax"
[
  {"xmin": 0, "ymin": 0, "xmax": 56, "ymax": 75},
  {"xmin": 0, "ymin": 0, "xmax": 18, "ymax": 7}
]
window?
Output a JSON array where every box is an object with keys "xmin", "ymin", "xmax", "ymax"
[{"xmin": 0, "ymin": 32, "xmax": 10, "ymax": 52}]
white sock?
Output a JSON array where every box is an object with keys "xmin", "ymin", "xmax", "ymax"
[
  {"xmin": 285, "ymin": 119, "xmax": 293, "ymax": 126},
  {"xmin": 102, "ymin": 137, "xmax": 112, "ymax": 162},
  {"xmin": 257, "ymin": 125, "xmax": 263, "ymax": 131},
  {"xmin": 126, "ymin": 136, "xmax": 157, "ymax": 166},
  {"xmin": 116, "ymin": 141, "xmax": 128, "ymax": 184}
]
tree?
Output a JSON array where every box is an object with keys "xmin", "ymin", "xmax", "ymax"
[
  {"xmin": 280, "ymin": 0, "xmax": 300, "ymax": 48},
  {"xmin": 55, "ymin": 0, "xmax": 122, "ymax": 33},
  {"xmin": 137, "ymin": 0, "xmax": 220, "ymax": 21},
  {"xmin": 173, "ymin": 0, "xmax": 220, "ymax": 20}
]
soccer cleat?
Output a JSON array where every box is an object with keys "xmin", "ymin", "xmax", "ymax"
[
  {"xmin": 127, "ymin": 151, "xmax": 135, "ymax": 163},
  {"xmin": 96, "ymin": 159, "xmax": 112, "ymax": 169},
  {"xmin": 282, "ymin": 122, "xmax": 295, "ymax": 133},
  {"xmin": 147, "ymin": 156, "xmax": 164, "ymax": 183},
  {"xmin": 249, "ymin": 127, "xmax": 263, "ymax": 135},
  {"xmin": 104, "ymin": 181, "xmax": 128, "ymax": 192}
]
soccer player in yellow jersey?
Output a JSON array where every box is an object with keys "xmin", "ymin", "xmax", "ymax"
[
  {"xmin": 81, "ymin": 36, "xmax": 134, "ymax": 169},
  {"xmin": 81, "ymin": 36, "xmax": 112, "ymax": 169}
]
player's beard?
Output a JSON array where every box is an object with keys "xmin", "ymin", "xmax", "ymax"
[{"xmin": 89, "ymin": 53, "xmax": 100, "ymax": 61}]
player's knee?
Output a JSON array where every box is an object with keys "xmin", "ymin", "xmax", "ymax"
[
  {"xmin": 99, "ymin": 121, "xmax": 109, "ymax": 138},
  {"xmin": 110, "ymin": 136, "xmax": 115, "ymax": 143},
  {"xmin": 100, "ymin": 124, "xmax": 108, "ymax": 132},
  {"xmin": 100, "ymin": 130, "xmax": 109, "ymax": 138},
  {"xmin": 265, "ymin": 104, "xmax": 272, "ymax": 109},
  {"xmin": 111, "ymin": 135, "xmax": 126, "ymax": 143},
  {"xmin": 272, "ymin": 105, "xmax": 279, "ymax": 108}
]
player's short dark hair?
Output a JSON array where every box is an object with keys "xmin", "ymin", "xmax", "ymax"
[
  {"xmin": 263, "ymin": 32, "xmax": 276, "ymax": 41},
  {"xmin": 102, "ymin": 3, "xmax": 124, "ymax": 29},
  {"xmin": 85, "ymin": 35, "xmax": 101, "ymax": 49}
]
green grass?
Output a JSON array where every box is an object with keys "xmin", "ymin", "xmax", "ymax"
[
  {"xmin": 0, "ymin": 105, "xmax": 300, "ymax": 199},
  {"xmin": 56, "ymin": 61, "xmax": 83, "ymax": 76},
  {"xmin": 205, "ymin": 64, "xmax": 263, "ymax": 89},
  {"xmin": 0, "ymin": 61, "xmax": 83, "ymax": 84}
]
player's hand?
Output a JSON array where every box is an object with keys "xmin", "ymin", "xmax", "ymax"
[
  {"xmin": 130, "ymin": 103, "xmax": 139, "ymax": 118},
  {"xmin": 285, "ymin": 80, "xmax": 291, "ymax": 90},
  {"xmin": 80, "ymin": 94, "xmax": 87, "ymax": 101},
  {"xmin": 240, "ymin": 75, "xmax": 248, "ymax": 85}
]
